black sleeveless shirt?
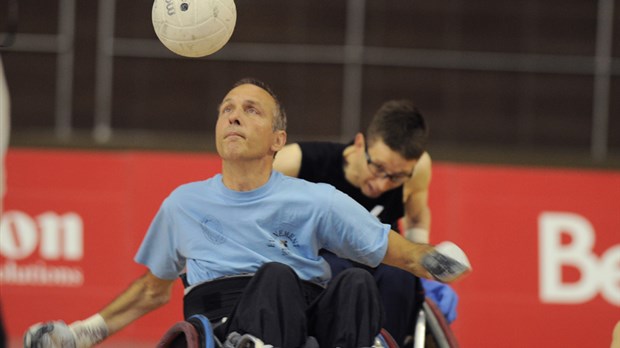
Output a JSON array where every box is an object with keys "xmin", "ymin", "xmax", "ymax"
[{"xmin": 297, "ymin": 141, "xmax": 404, "ymax": 231}]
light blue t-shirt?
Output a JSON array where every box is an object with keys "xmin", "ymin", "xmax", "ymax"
[{"xmin": 135, "ymin": 171, "xmax": 390, "ymax": 286}]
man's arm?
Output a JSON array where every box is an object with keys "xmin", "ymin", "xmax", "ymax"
[
  {"xmin": 273, "ymin": 143, "xmax": 302, "ymax": 177},
  {"xmin": 100, "ymin": 270, "xmax": 175, "ymax": 335},
  {"xmin": 402, "ymin": 152, "xmax": 432, "ymax": 243},
  {"xmin": 382, "ymin": 231, "xmax": 434, "ymax": 280},
  {"xmin": 24, "ymin": 270, "xmax": 175, "ymax": 347}
]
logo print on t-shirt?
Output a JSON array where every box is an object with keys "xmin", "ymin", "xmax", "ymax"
[
  {"xmin": 268, "ymin": 229, "xmax": 300, "ymax": 256},
  {"xmin": 200, "ymin": 215, "xmax": 226, "ymax": 245}
]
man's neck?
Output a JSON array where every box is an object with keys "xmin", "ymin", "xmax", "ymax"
[{"xmin": 221, "ymin": 159, "xmax": 273, "ymax": 191}]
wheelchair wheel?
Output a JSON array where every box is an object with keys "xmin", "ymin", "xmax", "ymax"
[
  {"xmin": 375, "ymin": 328, "xmax": 399, "ymax": 348},
  {"xmin": 421, "ymin": 298, "xmax": 460, "ymax": 348}
]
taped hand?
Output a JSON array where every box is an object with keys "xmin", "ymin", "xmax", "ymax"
[
  {"xmin": 24, "ymin": 314, "xmax": 108, "ymax": 348},
  {"xmin": 23, "ymin": 321, "xmax": 77, "ymax": 348}
]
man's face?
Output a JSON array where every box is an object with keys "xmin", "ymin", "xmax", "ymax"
[
  {"xmin": 215, "ymin": 83, "xmax": 281, "ymax": 161},
  {"xmin": 358, "ymin": 140, "xmax": 417, "ymax": 198}
]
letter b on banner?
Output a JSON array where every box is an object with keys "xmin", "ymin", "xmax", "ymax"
[{"xmin": 539, "ymin": 211, "xmax": 620, "ymax": 306}]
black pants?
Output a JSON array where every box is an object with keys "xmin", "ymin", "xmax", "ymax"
[
  {"xmin": 321, "ymin": 250, "xmax": 425, "ymax": 347},
  {"xmin": 187, "ymin": 262, "xmax": 384, "ymax": 348}
]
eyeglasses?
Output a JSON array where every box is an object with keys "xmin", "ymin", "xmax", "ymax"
[{"xmin": 365, "ymin": 147, "xmax": 414, "ymax": 184}]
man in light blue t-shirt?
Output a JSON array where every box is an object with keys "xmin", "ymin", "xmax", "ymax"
[{"xmin": 24, "ymin": 78, "xmax": 460, "ymax": 348}]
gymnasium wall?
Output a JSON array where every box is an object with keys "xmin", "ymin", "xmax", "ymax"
[{"xmin": 1, "ymin": 0, "xmax": 619, "ymax": 164}]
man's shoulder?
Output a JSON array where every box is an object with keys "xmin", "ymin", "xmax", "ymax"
[
  {"xmin": 412, "ymin": 152, "xmax": 432, "ymax": 180},
  {"xmin": 278, "ymin": 175, "xmax": 340, "ymax": 202},
  {"xmin": 280, "ymin": 173, "xmax": 335, "ymax": 191},
  {"xmin": 165, "ymin": 177, "xmax": 214, "ymax": 202}
]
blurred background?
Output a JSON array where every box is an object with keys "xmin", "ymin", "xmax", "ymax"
[{"xmin": 1, "ymin": 0, "xmax": 619, "ymax": 168}]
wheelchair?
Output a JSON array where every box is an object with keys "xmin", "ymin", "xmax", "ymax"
[{"xmin": 157, "ymin": 275, "xmax": 458, "ymax": 348}]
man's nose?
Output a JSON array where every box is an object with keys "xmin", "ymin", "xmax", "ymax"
[
  {"xmin": 373, "ymin": 176, "xmax": 392, "ymax": 192},
  {"xmin": 227, "ymin": 109, "xmax": 241, "ymax": 125}
]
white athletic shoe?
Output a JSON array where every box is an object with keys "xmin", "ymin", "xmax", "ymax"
[{"xmin": 222, "ymin": 331, "xmax": 274, "ymax": 348}]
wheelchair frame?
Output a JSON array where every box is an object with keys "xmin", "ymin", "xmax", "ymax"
[{"xmin": 160, "ymin": 274, "xmax": 459, "ymax": 348}]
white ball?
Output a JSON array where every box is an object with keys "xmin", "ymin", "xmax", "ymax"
[{"xmin": 152, "ymin": 0, "xmax": 237, "ymax": 58}]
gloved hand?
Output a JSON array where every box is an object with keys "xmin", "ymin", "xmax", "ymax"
[
  {"xmin": 24, "ymin": 321, "xmax": 77, "ymax": 348},
  {"xmin": 24, "ymin": 314, "xmax": 108, "ymax": 348},
  {"xmin": 421, "ymin": 278, "xmax": 459, "ymax": 323}
]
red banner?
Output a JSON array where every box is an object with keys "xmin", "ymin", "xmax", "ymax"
[
  {"xmin": 1, "ymin": 149, "xmax": 221, "ymax": 345},
  {"xmin": 429, "ymin": 163, "xmax": 620, "ymax": 347},
  {"xmin": 1, "ymin": 149, "xmax": 618, "ymax": 347}
]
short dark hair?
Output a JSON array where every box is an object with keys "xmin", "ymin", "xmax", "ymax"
[
  {"xmin": 232, "ymin": 78, "xmax": 287, "ymax": 131},
  {"xmin": 365, "ymin": 100, "xmax": 428, "ymax": 160}
]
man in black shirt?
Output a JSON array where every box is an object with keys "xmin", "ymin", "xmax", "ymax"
[{"xmin": 274, "ymin": 100, "xmax": 457, "ymax": 346}]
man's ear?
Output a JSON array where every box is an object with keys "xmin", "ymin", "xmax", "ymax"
[
  {"xmin": 272, "ymin": 130, "xmax": 287, "ymax": 152},
  {"xmin": 354, "ymin": 132, "xmax": 366, "ymax": 150}
]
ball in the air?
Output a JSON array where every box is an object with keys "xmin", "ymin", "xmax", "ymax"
[{"xmin": 152, "ymin": 0, "xmax": 237, "ymax": 58}]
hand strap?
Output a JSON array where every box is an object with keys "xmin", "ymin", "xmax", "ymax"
[{"xmin": 69, "ymin": 314, "xmax": 109, "ymax": 348}]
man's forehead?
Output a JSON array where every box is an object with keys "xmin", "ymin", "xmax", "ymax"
[
  {"xmin": 367, "ymin": 139, "xmax": 394, "ymax": 155},
  {"xmin": 368, "ymin": 140, "xmax": 414, "ymax": 165},
  {"xmin": 224, "ymin": 84, "xmax": 274, "ymax": 104}
]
